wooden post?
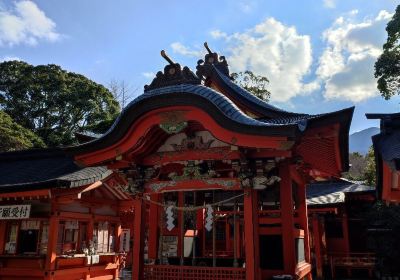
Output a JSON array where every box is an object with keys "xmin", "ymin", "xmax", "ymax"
[
  {"xmin": 132, "ymin": 197, "xmax": 145, "ymax": 280},
  {"xmin": 115, "ymin": 222, "xmax": 122, "ymax": 252},
  {"xmin": 297, "ymin": 180, "xmax": 311, "ymax": 263},
  {"xmin": 382, "ymin": 163, "xmax": 392, "ymax": 201},
  {"xmin": 312, "ymin": 214, "xmax": 323, "ymax": 279},
  {"xmin": 115, "ymin": 222, "xmax": 123, "ymax": 279},
  {"xmin": 148, "ymin": 193, "xmax": 160, "ymax": 260},
  {"xmin": 0, "ymin": 221, "xmax": 6, "ymax": 255},
  {"xmin": 179, "ymin": 192, "xmax": 185, "ymax": 266},
  {"xmin": 212, "ymin": 190, "xmax": 216, "ymax": 267},
  {"xmin": 192, "ymin": 192, "xmax": 197, "ymax": 266},
  {"xmin": 45, "ymin": 215, "xmax": 60, "ymax": 272},
  {"xmin": 233, "ymin": 199, "xmax": 239, "ymax": 268},
  {"xmin": 280, "ymin": 161, "xmax": 296, "ymax": 274},
  {"xmin": 243, "ymin": 189, "xmax": 261, "ymax": 280}
]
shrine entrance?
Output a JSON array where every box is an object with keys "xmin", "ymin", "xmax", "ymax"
[
  {"xmin": 123, "ymin": 139, "xmax": 312, "ymax": 280},
  {"xmin": 143, "ymin": 190, "xmax": 247, "ymax": 280}
]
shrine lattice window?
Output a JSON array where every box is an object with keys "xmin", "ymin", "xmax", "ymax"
[
  {"xmin": 56, "ymin": 221, "xmax": 88, "ymax": 255},
  {"xmin": 93, "ymin": 221, "xmax": 116, "ymax": 253},
  {"xmin": 3, "ymin": 220, "xmax": 49, "ymax": 255}
]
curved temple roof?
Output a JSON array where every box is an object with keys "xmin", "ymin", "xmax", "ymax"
[
  {"xmin": 67, "ymin": 49, "xmax": 354, "ymax": 158},
  {"xmin": 211, "ymin": 65, "xmax": 305, "ymax": 119}
]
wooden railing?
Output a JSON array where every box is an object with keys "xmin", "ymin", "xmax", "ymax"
[
  {"xmin": 329, "ymin": 253, "xmax": 376, "ymax": 278},
  {"xmin": 144, "ymin": 264, "xmax": 246, "ymax": 280}
]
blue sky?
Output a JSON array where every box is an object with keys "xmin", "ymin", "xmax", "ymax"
[{"xmin": 0, "ymin": 0, "xmax": 399, "ymax": 133}]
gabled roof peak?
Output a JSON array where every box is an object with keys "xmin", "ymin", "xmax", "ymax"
[
  {"xmin": 144, "ymin": 50, "xmax": 200, "ymax": 92},
  {"xmin": 196, "ymin": 42, "xmax": 230, "ymax": 79}
]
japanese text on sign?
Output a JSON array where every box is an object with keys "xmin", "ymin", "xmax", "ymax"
[{"xmin": 0, "ymin": 205, "xmax": 31, "ymax": 219}]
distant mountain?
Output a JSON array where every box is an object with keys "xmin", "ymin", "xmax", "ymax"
[{"xmin": 349, "ymin": 127, "xmax": 380, "ymax": 155}]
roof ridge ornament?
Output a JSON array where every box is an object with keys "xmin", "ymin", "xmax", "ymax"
[
  {"xmin": 196, "ymin": 42, "xmax": 230, "ymax": 80},
  {"xmin": 144, "ymin": 50, "xmax": 200, "ymax": 92}
]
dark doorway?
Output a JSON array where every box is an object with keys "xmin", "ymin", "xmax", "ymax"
[
  {"xmin": 18, "ymin": 230, "xmax": 38, "ymax": 254},
  {"xmin": 259, "ymin": 234, "xmax": 284, "ymax": 270}
]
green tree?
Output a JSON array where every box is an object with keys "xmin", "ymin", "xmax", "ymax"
[
  {"xmin": 365, "ymin": 146, "xmax": 377, "ymax": 186},
  {"xmin": 231, "ymin": 71, "xmax": 271, "ymax": 101},
  {"xmin": 344, "ymin": 152, "xmax": 368, "ymax": 181},
  {"xmin": 375, "ymin": 5, "xmax": 400, "ymax": 99},
  {"xmin": 343, "ymin": 147, "xmax": 376, "ymax": 186},
  {"xmin": 0, "ymin": 61, "xmax": 120, "ymax": 147},
  {"xmin": 0, "ymin": 111, "xmax": 45, "ymax": 152}
]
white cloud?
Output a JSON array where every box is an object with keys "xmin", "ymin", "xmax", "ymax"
[
  {"xmin": 210, "ymin": 30, "xmax": 228, "ymax": 39},
  {"xmin": 142, "ymin": 72, "xmax": 155, "ymax": 79},
  {"xmin": 0, "ymin": 1, "xmax": 60, "ymax": 47},
  {"xmin": 210, "ymin": 18, "xmax": 318, "ymax": 102},
  {"xmin": 317, "ymin": 10, "xmax": 393, "ymax": 102},
  {"xmin": 170, "ymin": 42, "xmax": 204, "ymax": 58},
  {"xmin": 323, "ymin": 0, "xmax": 336, "ymax": 9}
]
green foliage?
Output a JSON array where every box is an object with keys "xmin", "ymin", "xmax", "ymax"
[
  {"xmin": 231, "ymin": 71, "xmax": 271, "ymax": 101},
  {"xmin": 0, "ymin": 110, "xmax": 45, "ymax": 152},
  {"xmin": 344, "ymin": 152, "xmax": 367, "ymax": 181},
  {"xmin": 365, "ymin": 146, "xmax": 377, "ymax": 186},
  {"xmin": 375, "ymin": 5, "xmax": 400, "ymax": 99},
  {"xmin": 343, "ymin": 147, "xmax": 376, "ymax": 186},
  {"xmin": 0, "ymin": 60, "xmax": 120, "ymax": 147}
]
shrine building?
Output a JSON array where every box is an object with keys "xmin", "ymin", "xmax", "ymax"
[
  {"xmin": 0, "ymin": 149, "xmax": 134, "ymax": 280},
  {"xmin": 307, "ymin": 179, "xmax": 375, "ymax": 279},
  {"xmin": 0, "ymin": 43, "xmax": 354, "ymax": 280},
  {"xmin": 366, "ymin": 113, "xmax": 400, "ymax": 203}
]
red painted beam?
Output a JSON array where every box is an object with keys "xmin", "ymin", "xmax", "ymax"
[{"xmin": 144, "ymin": 178, "xmax": 241, "ymax": 193}]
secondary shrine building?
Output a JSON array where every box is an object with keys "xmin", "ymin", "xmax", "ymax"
[
  {"xmin": 0, "ymin": 149, "xmax": 134, "ymax": 280},
  {"xmin": 0, "ymin": 44, "xmax": 353, "ymax": 280},
  {"xmin": 366, "ymin": 113, "xmax": 400, "ymax": 203}
]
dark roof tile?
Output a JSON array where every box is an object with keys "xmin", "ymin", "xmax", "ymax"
[{"xmin": 0, "ymin": 151, "xmax": 111, "ymax": 193}]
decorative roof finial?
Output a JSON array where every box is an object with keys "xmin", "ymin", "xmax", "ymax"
[
  {"xmin": 161, "ymin": 50, "xmax": 175, "ymax": 65},
  {"xmin": 196, "ymin": 42, "xmax": 230, "ymax": 80},
  {"xmin": 144, "ymin": 50, "xmax": 200, "ymax": 92},
  {"xmin": 204, "ymin": 42, "xmax": 213, "ymax": 55}
]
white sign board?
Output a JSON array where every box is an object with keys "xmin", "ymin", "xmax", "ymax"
[{"xmin": 0, "ymin": 205, "xmax": 31, "ymax": 220}]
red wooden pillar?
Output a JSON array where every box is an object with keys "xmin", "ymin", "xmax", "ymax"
[
  {"xmin": 115, "ymin": 222, "xmax": 122, "ymax": 252},
  {"xmin": 178, "ymin": 192, "xmax": 184, "ymax": 264},
  {"xmin": 0, "ymin": 221, "xmax": 6, "ymax": 255},
  {"xmin": 87, "ymin": 212, "xmax": 94, "ymax": 246},
  {"xmin": 312, "ymin": 214, "xmax": 323, "ymax": 279},
  {"xmin": 147, "ymin": 193, "xmax": 160, "ymax": 260},
  {"xmin": 382, "ymin": 162, "xmax": 392, "ymax": 201},
  {"xmin": 280, "ymin": 161, "xmax": 296, "ymax": 274},
  {"xmin": 45, "ymin": 215, "xmax": 60, "ymax": 274},
  {"xmin": 132, "ymin": 197, "xmax": 145, "ymax": 280},
  {"xmin": 243, "ymin": 189, "xmax": 261, "ymax": 280},
  {"xmin": 235, "ymin": 218, "xmax": 241, "ymax": 259},
  {"xmin": 297, "ymin": 181, "xmax": 311, "ymax": 263},
  {"xmin": 115, "ymin": 222, "xmax": 123, "ymax": 279}
]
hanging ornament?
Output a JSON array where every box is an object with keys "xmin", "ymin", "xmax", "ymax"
[
  {"xmin": 205, "ymin": 205, "xmax": 214, "ymax": 232},
  {"xmin": 165, "ymin": 205, "xmax": 175, "ymax": 231}
]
